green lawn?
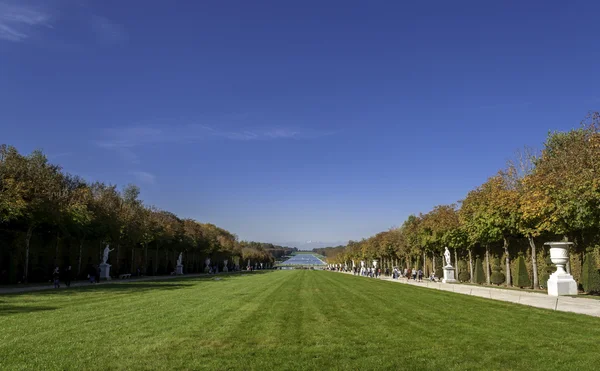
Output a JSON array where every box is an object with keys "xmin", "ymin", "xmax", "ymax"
[{"xmin": 1, "ymin": 271, "xmax": 599, "ymax": 370}]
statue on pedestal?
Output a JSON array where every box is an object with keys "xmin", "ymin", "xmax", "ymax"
[
  {"xmin": 177, "ymin": 253, "xmax": 183, "ymax": 266},
  {"xmin": 444, "ymin": 247, "xmax": 452, "ymax": 267},
  {"xmin": 102, "ymin": 245, "xmax": 114, "ymax": 265}
]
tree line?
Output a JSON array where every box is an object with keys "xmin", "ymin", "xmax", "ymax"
[
  {"xmin": 323, "ymin": 112, "xmax": 600, "ymax": 293},
  {"xmin": 0, "ymin": 145, "xmax": 295, "ymax": 284}
]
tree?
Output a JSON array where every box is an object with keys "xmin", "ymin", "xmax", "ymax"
[
  {"xmin": 460, "ymin": 170, "xmax": 520, "ymax": 287},
  {"xmin": 521, "ymin": 113, "xmax": 600, "ymax": 278},
  {"xmin": 514, "ymin": 254, "xmax": 531, "ymax": 288},
  {"xmin": 60, "ymin": 175, "xmax": 94, "ymax": 277},
  {"xmin": 0, "ymin": 145, "xmax": 27, "ymax": 224},
  {"xmin": 1, "ymin": 148, "xmax": 64, "ymax": 281},
  {"xmin": 419, "ymin": 205, "xmax": 460, "ymax": 277}
]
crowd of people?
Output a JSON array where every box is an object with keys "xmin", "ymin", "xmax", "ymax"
[
  {"xmin": 326, "ymin": 265, "xmax": 439, "ymax": 283},
  {"xmin": 51, "ymin": 266, "xmax": 73, "ymax": 288}
]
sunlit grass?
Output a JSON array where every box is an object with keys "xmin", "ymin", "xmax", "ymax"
[{"xmin": 1, "ymin": 270, "xmax": 599, "ymax": 370}]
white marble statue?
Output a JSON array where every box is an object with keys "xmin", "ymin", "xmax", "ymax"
[
  {"xmin": 444, "ymin": 247, "xmax": 452, "ymax": 267},
  {"xmin": 205, "ymin": 257, "xmax": 211, "ymax": 267},
  {"xmin": 102, "ymin": 245, "xmax": 114, "ymax": 265},
  {"xmin": 177, "ymin": 252, "xmax": 183, "ymax": 266}
]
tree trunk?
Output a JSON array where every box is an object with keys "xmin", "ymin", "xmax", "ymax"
[
  {"xmin": 432, "ymin": 252, "xmax": 436, "ymax": 275},
  {"xmin": 454, "ymin": 249, "xmax": 458, "ymax": 270},
  {"xmin": 468, "ymin": 249, "xmax": 474, "ymax": 283},
  {"xmin": 55, "ymin": 231, "xmax": 60, "ymax": 267},
  {"xmin": 485, "ymin": 245, "xmax": 490, "ymax": 285},
  {"xmin": 564, "ymin": 235, "xmax": 572, "ymax": 274},
  {"xmin": 144, "ymin": 243, "xmax": 149, "ymax": 274},
  {"xmin": 155, "ymin": 246, "xmax": 159, "ymax": 275},
  {"xmin": 422, "ymin": 251, "xmax": 426, "ymax": 271},
  {"xmin": 24, "ymin": 225, "xmax": 34, "ymax": 283},
  {"xmin": 131, "ymin": 247, "xmax": 135, "ymax": 274},
  {"xmin": 78, "ymin": 238, "xmax": 85, "ymax": 278},
  {"xmin": 116, "ymin": 243, "xmax": 120, "ymax": 275},
  {"xmin": 528, "ymin": 235, "xmax": 539, "ymax": 289},
  {"xmin": 503, "ymin": 236, "xmax": 511, "ymax": 287}
]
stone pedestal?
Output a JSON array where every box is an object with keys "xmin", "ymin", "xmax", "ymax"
[
  {"xmin": 176, "ymin": 264, "xmax": 183, "ymax": 275},
  {"xmin": 442, "ymin": 266, "xmax": 457, "ymax": 283},
  {"xmin": 547, "ymin": 273, "xmax": 577, "ymax": 296},
  {"xmin": 545, "ymin": 241, "xmax": 577, "ymax": 296},
  {"xmin": 99, "ymin": 263, "xmax": 111, "ymax": 280}
]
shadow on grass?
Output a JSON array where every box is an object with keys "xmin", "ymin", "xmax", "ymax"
[
  {"xmin": 2, "ymin": 271, "xmax": 276, "ymax": 298},
  {"xmin": 0, "ymin": 304, "xmax": 57, "ymax": 316},
  {"xmin": 2, "ymin": 282, "xmax": 194, "ymax": 298},
  {"xmin": 0, "ymin": 271, "xmax": 276, "ymax": 298}
]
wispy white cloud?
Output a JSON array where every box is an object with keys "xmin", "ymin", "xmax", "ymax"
[
  {"xmin": 0, "ymin": 1, "xmax": 126, "ymax": 46},
  {"xmin": 131, "ymin": 171, "xmax": 156, "ymax": 184},
  {"xmin": 90, "ymin": 15, "xmax": 127, "ymax": 45},
  {"xmin": 95, "ymin": 118, "xmax": 335, "ymax": 163},
  {"xmin": 0, "ymin": 1, "xmax": 52, "ymax": 42}
]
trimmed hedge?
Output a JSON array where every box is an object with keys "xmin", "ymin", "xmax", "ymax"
[
  {"xmin": 514, "ymin": 254, "xmax": 531, "ymax": 288},
  {"xmin": 539, "ymin": 256, "xmax": 554, "ymax": 289},
  {"xmin": 473, "ymin": 256, "xmax": 485, "ymax": 284},
  {"xmin": 490, "ymin": 259, "xmax": 505, "ymax": 286},
  {"xmin": 581, "ymin": 252, "xmax": 600, "ymax": 294},
  {"xmin": 457, "ymin": 260, "xmax": 470, "ymax": 282}
]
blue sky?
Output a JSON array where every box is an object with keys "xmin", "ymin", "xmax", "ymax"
[{"xmin": 2, "ymin": 0, "xmax": 599, "ymax": 247}]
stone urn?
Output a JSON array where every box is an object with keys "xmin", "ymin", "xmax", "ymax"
[
  {"xmin": 223, "ymin": 259, "xmax": 229, "ymax": 273},
  {"xmin": 545, "ymin": 242, "xmax": 577, "ymax": 296},
  {"xmin": 547, "ymin": 242, "xmax": 572, "ymax": 274}
]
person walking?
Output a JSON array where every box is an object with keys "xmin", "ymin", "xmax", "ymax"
[
  {"xmin": 87, "ymin": 263, "xmax": 95, "ymax": 283},
  {"xmin": 418, "ymin": 269, "xmax": 423, "ymax": 282},
  {"xmin": 52, "ymin": 267, "xmax": 60, "ymax": 289},
  {"xmin": 64, "ymin": 265, "xmax": 72, "ymax": 288}
]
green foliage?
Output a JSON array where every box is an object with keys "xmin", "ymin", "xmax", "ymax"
[
  {"xmin": 473, "ymin": 256, "xmax": 485, "ymax": 284},
  {"xmin": 514, "ymin": 254, "xmax": 531, "ymax": 288},
  {"xmin": 539, "ymin": 255, "xmax": 555, "ymax": 289},
  {"xmin": 457, "ymin": 260, "xmax": 470, "ymax": 282},
  {"xmin": 435, "ymin": 265, "xmax": 443, "ymax": 279},
  {"xmin": 581, "ymin": 252, "xmax": 600, "ymax": 294},
  {"xmin": 490, "ymin": 259, "xmax": 505, "ymax": 285},
  {"xmin": 0, "ymin": 145, "xmax": 282, "ymax": 282},
  {"xmin": 458, "ymin": 270, "xmax": 470, "ymax": 282}
]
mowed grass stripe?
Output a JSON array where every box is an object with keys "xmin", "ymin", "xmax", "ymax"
[{"xmin": 1, "ymin": 270, "xmax": 599, "ymax": 370}]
